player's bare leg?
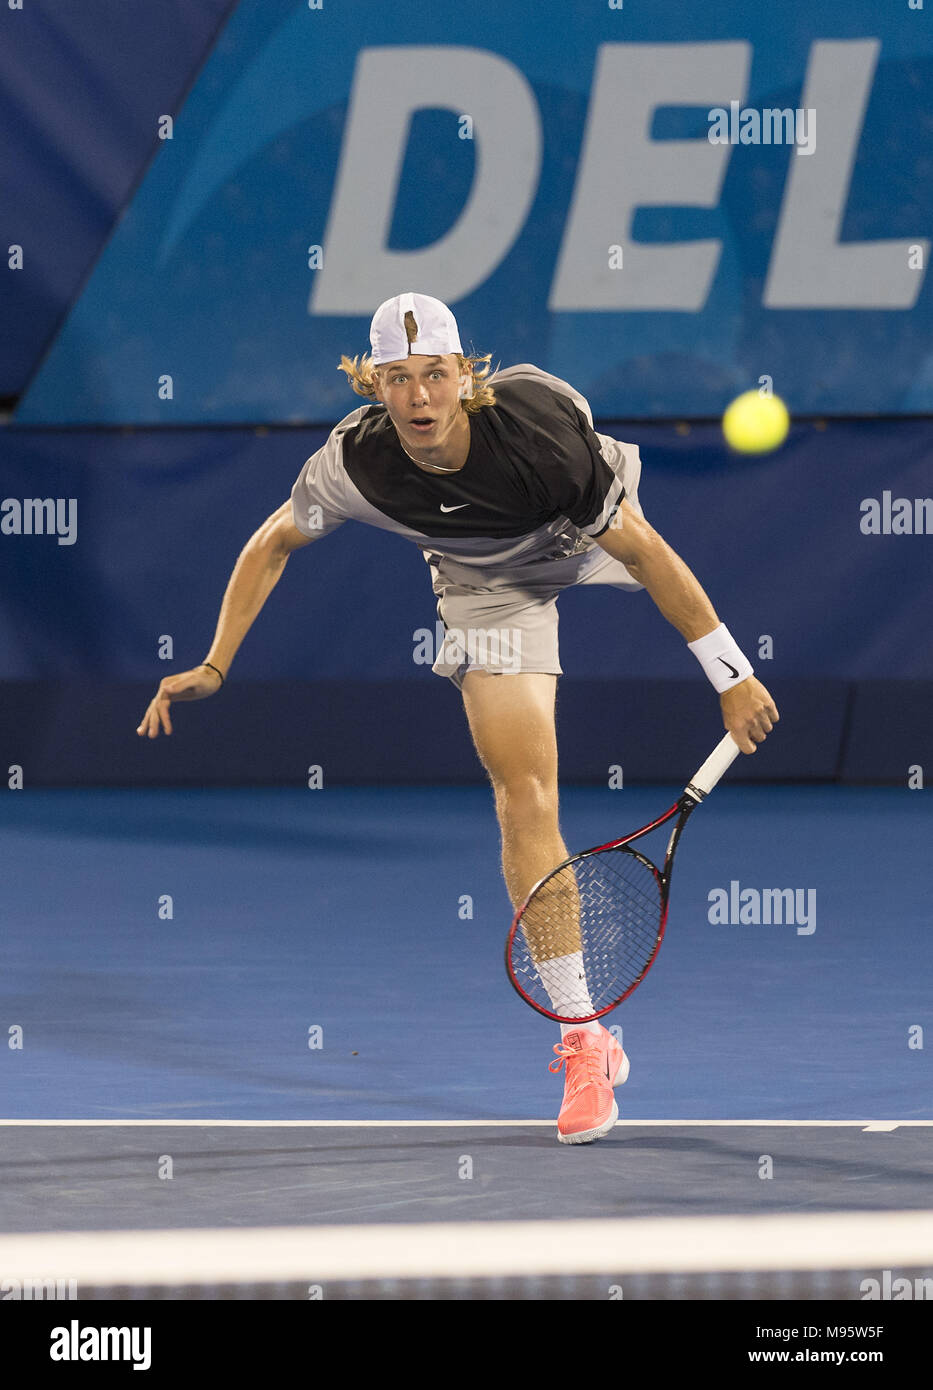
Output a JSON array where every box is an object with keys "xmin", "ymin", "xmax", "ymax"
[
  {"xmin": 460, "ymin": 669, "xmax": 586, "ymax": 984},
  {"xmin": 460, "ymin": 671, "xmax": 567, "ymax": 911},
  {"xmin": 461, "ymin": 668, "xmax": 629, "ymax": 1143}
]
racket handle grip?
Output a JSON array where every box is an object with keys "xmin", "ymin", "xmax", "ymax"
[{"xmin": 686, "ymin": 733, "xmax": 742, "ymax": 799}]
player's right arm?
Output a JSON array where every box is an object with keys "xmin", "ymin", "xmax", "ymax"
[{"xmin": 135, "ymin": 500, "xmax": 313, "ymax": 739}]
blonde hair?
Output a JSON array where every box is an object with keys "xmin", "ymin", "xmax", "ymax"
[{"xmin": 338, "ymin": 310, "xmax": 496, "ymax": 414}]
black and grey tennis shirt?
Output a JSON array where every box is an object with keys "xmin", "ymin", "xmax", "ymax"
[{"xmin": 290, "ymin": 364, "xmax": 641, "ymax": 572}]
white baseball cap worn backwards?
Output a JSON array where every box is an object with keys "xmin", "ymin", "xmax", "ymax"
[{"xmin": 369, "ymin": 292, "xmax": 463, "ymax": 365}]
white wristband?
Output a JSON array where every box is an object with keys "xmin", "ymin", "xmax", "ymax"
[{"xmin": 688, "ymin": 623, "xmax": 754, "ymax": 694}]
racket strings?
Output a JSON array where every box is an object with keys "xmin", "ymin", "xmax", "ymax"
[{"xmin": 512, "ymin": 848, "xmax": 664, "ymax": 1019}]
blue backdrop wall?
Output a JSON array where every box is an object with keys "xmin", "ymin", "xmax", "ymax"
[{"xmin": 2, "ymin": 1, "xmax": 931, "ymax": 784}]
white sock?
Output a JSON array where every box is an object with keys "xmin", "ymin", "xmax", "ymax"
[
  {"xmin": 535, "ymin": 951, "xmax": 601, "ymax": 1036},
  {"xmin": 560, "ymin": 1019, "xmax": 601, "ymax": 1038}
]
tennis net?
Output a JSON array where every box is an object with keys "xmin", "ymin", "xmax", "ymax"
[{"xmin": 2, "ymin": 1210, "xmax": 932, "ymax": 1300}]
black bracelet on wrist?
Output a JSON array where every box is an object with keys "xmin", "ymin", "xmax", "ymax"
[{"xmin": 201, "ymin": 662, "xmax": 225, "ymax": 687}]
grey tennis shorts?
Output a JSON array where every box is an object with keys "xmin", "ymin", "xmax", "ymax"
[{"xmin": 428, "ymin": 456, "xmax": 646, "ymax": 689}]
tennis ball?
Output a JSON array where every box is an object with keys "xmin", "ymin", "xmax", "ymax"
[{"xmin": 722, "ymin": 390, "xmax": 790, "ymax": 454}]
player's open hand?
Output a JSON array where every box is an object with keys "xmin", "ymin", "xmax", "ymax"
[
  {"xmin": 136, "ymin": 665, "xmax": 223, "ymax": 739},
  {"xmin": 720, "ymin": 676, "xmax": 779, "ymax": 754}
]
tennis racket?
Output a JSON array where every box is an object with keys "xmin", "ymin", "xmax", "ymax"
[{"xmin": 505, "ymin": 733, "xmax": 741, "ymax": 1022}]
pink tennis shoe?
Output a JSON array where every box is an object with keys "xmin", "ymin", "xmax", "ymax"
[{"xmin": 549, "ymin": 1024, "xmax": 630, "ymax": 1144}]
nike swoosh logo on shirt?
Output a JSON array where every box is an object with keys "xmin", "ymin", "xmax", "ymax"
[
  {"xmin": 717, "ymin": 657, "xmax": 740, "ymax": 679},
  {"xmin": 439, "ymin": 503, "xmax": 470, "ymax": 512}
]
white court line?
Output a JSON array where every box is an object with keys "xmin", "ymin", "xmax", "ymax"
[
  {"xmin": 1, "ymin": 1211, "xmax": 932, "ymax": 1284},
  {"xmin": 0, "ymin": 1118, "xmax": 927, "ymax": 1128}
]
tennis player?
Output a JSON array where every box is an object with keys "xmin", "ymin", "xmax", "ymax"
[{"xmin": 137, "ymin": 292, "xmax": 778, "ymax": 1144}]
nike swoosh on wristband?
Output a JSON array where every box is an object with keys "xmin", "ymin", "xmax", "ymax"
[
  {"xmin": 717, "ymin": 656, "xmax": 740, "ymax": 679},
  {"xmin": 439, "ymin": 503, "xmax": 470, "ymax": 512}
]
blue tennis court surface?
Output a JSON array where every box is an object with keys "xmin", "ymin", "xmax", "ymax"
[
  {"xmin": 1, "ymin": 1122, "xmax": 931, "ymax": 1235},
  {"xmin": 2, "ymin": 784, "xmax": 932, "ymax": 1302},
  {"xmin": 2, "ymin": 785, "xmax": 930, "ymax": 1122}
]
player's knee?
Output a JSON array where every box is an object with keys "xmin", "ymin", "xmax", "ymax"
[{"xmin": 491, "ymin": 772, "xmax": 558, "ymax": 832}]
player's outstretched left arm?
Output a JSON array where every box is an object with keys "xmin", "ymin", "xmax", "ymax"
[{"xmin": 594, "ymin": 500, "xmax": 778, "ymax": 754}]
